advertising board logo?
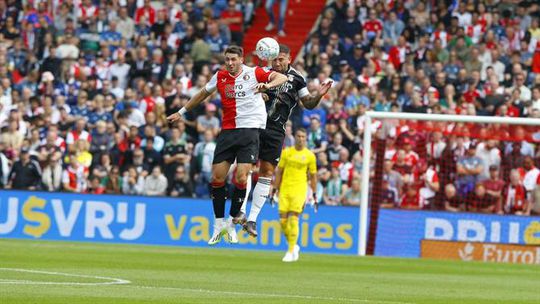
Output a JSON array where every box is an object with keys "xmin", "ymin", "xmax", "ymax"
[
  {"xmin": 421, "ymin": 240, "xmax": 540, "ymax": 265},
  {"xmin": 458, "ymin": 242, "xmax": 474, "ymax": 261}
]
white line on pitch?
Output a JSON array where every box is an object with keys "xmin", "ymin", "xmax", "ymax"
[
  {"xmin": 125, "ymin": 284, "xmax": 415, "ymax": 304},
  {"xmin": 0, "ymin": 268, "xmax": 130, "ymax": 286}
]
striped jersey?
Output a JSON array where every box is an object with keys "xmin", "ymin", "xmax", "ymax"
[{"xmin": 205, "ymin": 65, "xmax": 273, "ymax": 130}]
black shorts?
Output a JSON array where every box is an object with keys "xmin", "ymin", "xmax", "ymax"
[
  {"xmin": 259, "ymin": 127, "xmax": 285, "ymax": 166},
  {"xmin": 213, "ymin": 128, "xmax": 260, "ymax": 164}
]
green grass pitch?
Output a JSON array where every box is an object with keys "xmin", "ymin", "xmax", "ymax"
[{"xmin": 1, "ymin": 239, "xmax": 539, "ymax": 304}]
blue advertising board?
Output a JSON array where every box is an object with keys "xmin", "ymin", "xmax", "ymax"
[
  {"xmin": 0, "ymin": 190, "xmax": 358, "ymax": 255},
  {"xmin": 375, "ymin": 208, "xmax": 540, "ymax": 258}
]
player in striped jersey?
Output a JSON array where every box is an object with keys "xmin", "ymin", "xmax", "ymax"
[
  {"xmin": 235, "ymin": 44, "xmax": 332, "ymax": 237},
  {"xmin": 167, "ymin": 46, "xmax": 288, "ymax": 245}
]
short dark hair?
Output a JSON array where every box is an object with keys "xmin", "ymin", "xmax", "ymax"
[
  {"xmin": 279, "ymin": 44, "xmax": 290, "ymax": 55},
  {"xmin": 296, "ymin": 127, "xmax": 307, "ymax": 135},
  {"xmin": 224, "ymin": 45, "xmax": 243, "ymax": 57}
]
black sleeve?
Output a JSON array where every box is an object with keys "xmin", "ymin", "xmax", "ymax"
[{"xmin": 8, "ymin": 162, "xmax": 18, "ymax": 183}]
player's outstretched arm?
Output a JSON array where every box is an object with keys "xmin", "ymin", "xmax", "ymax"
[
  {"xmin": 300, "ymin": 81, "xmax": 333, "ymax": 109},
  {"xmin": 255, "ymin": 72, "xmax": 288, "ymax": 92},
  {"xmin": 167, "ymin": 88, "xmax": 212, "ymax": 123}
]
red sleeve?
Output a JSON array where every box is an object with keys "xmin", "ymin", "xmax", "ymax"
[
  {"xmin": 255, "ymin": 67, "xmax": 273, "ymax": 83},
  {"xmin": 135, "ymin": 9, "xmax": 142, "ymax": 23},
  {"xmin": 149, "ymin": 9, "xmax": 156, "ymax": 25}
]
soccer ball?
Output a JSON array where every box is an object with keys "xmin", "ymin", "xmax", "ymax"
[{"xmin": 255, "ymin": 37, "xmax": 280, "ymax": 61}]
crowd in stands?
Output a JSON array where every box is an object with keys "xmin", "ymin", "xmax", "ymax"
[
  {"xmin": 296, "ymin": 0, "xmax": 540, "ymax": 215},
  {"xmin": 1, "ymin": 0, "xmax": 540, "ymax": 216}
]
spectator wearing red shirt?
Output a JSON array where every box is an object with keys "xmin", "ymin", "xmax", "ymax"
[
  {"xmin": 139, "ymin": 85, "xmax": 156, "ymax": 114},
  {"xmin": 66, "ymin": 118, "xmax": 92, "ymax": 151},
  {"xmin": 135, "ymin": 0, "xmax": 156, "ymax": 25},
  {"xmin": 62, "ymin": 155, "xmax": 89, "ymax": 193},
  {"xmin": 496, "ymin": 89, "xmax": 522, "ymax": 117},
  {"xmin": 392, "ymin": 137, "xmax": 419, "ymax": 167},
  {"xmin": 77, "ymin": 0, "xmax": 99, "ymax": 28},
  {"xmin": 124, "ymin": 126, "xmax": 142, "ymax": 152},
  {"xmin": 221, "ymin": 0, "xmax": 244, "ymax": 45},
  {"xmin": 503, "ymin": 169, "xmax": 529, "ymax": 215},
  {"xmin": 462, "ymin": 79, "xmax": 482, "ymax": 105},
  {"xmin": 363, "ymin": 10, "xmax": 383, "ymax": 41},
  {"xmin": 88, "ymin": 176, "xmax": 105, "ymax": 194},
  {"xmin": 532, "ymin": 42, "xmax": 540, "ymax": 74},
  {"xmin": 482, "ymin": 165, "xmax": 505, "ymax": 212},
  {"xmin": 400, "ymin": 185, "xmax": 421, "ymax": 210}
]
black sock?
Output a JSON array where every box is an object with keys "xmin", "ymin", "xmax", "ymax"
[
  {"xmin": 211, "ymin": 185, "xmax": 227, "ymax": 218},
  {"xmin": 230, "ymin": 186, "xmax": 247, "ymax": 217}
]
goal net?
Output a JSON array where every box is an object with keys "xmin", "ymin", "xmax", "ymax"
[{"xmin": 358, "ymin": 112, "xmax": 540, "ymax": 258}]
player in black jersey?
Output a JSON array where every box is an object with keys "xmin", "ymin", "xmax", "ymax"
[{"xmin": 234, "ymin": 44, "xmax": 332, "ymax": 236}]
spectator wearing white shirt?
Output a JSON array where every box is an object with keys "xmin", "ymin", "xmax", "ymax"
[
  {"xmin": 109, "ymin": 53, "xmax": 131, "ymax": 89},
  {"xmin": 122, "ymin": 166, "xmax": 145, "ymax": 195},
  {"xmin": 475, "ymin": 140, "xmax": 501, "ymax": 180},
  {"xmin": 193, "ymin": 129, "xmax": 216, "ymax": 197},
  {"xmin": 143, "ymin": 166, "xmax": 168, "ymax": 196},
  {"xmin": 116, "ymin": 6, "xmax": 135, "ymax": 40},
  {"xmin": 452, "ymin": 2, "xmax": 472, "ymax": 27},
  {"xmin": 523, "ymin": 157, "xmax": 540, "ymax": 200},
  {"xmin": 196, "ymin": 103, "xmax": 220, "ymax": 140}
]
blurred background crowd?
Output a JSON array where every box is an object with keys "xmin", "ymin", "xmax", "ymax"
[{"xmin": 1, "ymin": 0, "xmax": 540, "ymax": 216}]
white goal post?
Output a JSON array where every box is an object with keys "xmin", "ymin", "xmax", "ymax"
[{"xmin": 358, "ymin": 111, "xmax": 540, "ymax": 256}]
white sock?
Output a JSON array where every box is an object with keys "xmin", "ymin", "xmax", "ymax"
[
  {"xmin": 214, "ymin": 218, "xmax": 225, "ymax": 230},
  {"xmin": 240, "ymin": 171, "xmax": 252, "ymax": 214},
  {"xmin": 248, "ymin": 177, "xmax": 272, "ymax": 222}
]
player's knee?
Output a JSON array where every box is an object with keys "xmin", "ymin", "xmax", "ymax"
[
  {"xmin": 259, "ymin": 161, "xmax": 275, "ymax": 177},
  {"xmin": 259, "ymin": 167, "xmax": 274, "ymax": 177},
  {"xmin": 211, "ymin": 173, "xmax": 226, "ymax": 185},
  {"xmin": 234, "ymin": 174, "xmax": 248, "ymax": 186}
]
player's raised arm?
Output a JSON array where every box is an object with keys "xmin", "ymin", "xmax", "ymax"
[
  {"xmin": 299, "ymin": 80, "xmax": 333, "ymax": 109},
  {"xmin": 266, "ymin": 71, "xmax": 288, "ymax": 89},
  {"xmin": 254, "ymin": 68, "xmax": 288, "ymax": 92}
]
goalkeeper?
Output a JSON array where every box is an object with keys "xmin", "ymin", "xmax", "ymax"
[{"xmin": 273, "ymin": 128, "xmax": 317, "ymax": 262}]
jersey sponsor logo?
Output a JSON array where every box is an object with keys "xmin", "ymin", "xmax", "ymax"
[
  {"xmin": 225, "ymin": 84, "xmax": 247, "ymax": 98},
  {"xmin": 221, "ymin": 78, "xmax": 227, "ymax": 83}
]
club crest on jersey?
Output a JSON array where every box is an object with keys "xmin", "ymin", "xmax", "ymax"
[
  {"xmin": 243, "ymin": 74, "xmax": 250, "ymax": 81},
  {"xmin": 288, "ymin": 75, "xmax": 294, "ymax": 82}
]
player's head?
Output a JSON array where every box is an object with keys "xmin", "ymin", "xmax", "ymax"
[
  {"xmin": 294, "ymin": 128, "xmax": 308, "ymax": 150},
  {"xmin": 224, "ymin": 45, "xmax": 244, "ymax": 75},
  {"xmin": 272, "ymin": 44, "xmax": 291, "ymax": 73}
]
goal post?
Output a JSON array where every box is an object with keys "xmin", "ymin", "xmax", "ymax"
[{"xmin": 358, "ymin": 111, "xmax": 540, "ymax": 256}]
